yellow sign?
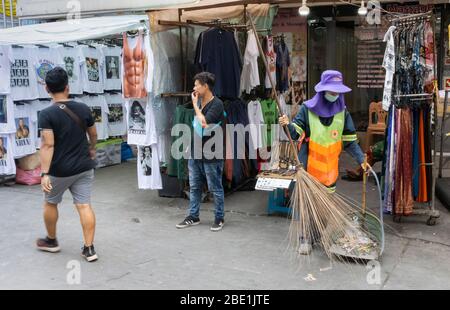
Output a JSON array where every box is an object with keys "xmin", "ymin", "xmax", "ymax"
[{"xmin": 0, "ymin": 0, "xmax": 16, "ymax": 17}]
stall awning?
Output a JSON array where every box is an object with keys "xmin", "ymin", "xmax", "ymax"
[
  {"xmin": 0, "ymin": 15, "xmax": 149, "ymax": 45},
  {"xmin": 16, "ymin": 0, "xmax": 199, "ymax": 18}
]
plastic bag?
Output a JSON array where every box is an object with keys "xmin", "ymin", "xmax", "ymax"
[{"xmin": 15, "ymin": 166, "xmax": 41, "ymax": 186}]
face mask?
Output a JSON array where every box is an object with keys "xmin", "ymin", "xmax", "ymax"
[{"xmin": 325, "ymin": 92, "xmax": 339, "ymax": 103}]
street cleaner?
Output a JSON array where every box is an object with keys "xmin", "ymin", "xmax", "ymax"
[{"xmin": 279, "ymin": 70, "xmax": 369, "ymax": 254}]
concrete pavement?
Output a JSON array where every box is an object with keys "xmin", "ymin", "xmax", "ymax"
[{"xmin": 0, "ymin": 156, "xmax": 449, "ymax": 290}]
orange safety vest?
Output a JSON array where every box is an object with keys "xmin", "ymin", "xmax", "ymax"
[{"xmin": 307, "ymin": 110, "xmax": 345, "ymax": 187}]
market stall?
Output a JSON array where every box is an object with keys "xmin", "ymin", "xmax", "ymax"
[{"xmin": 0, "ymin": 15, "xmax": 165, "ymax": 191}]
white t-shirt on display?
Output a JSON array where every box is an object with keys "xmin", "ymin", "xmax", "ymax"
[
  {"xmin": 12, "ymin": 103, "xmax": 36, "ymax": 158},
  {"xmin": 57, "ymin": 45, "xmax": 84, "ymax": 95},
  {"xmin": 0, "ymin": 45, "xmax": 13, "ymax": 94},
  {"xmin": 35, "ymin": 47, "xmax": 64, "ymax": 98},
  {"xmin": 240, "ymin": 30, "xmax": 260, "ymax": 94},
  {"xmin": 10, "ymin": 46, "xmax": 40, "ymax": 101},
  {"xmin": 105, "ymin": 93, "xmax": 126, "ymax": 137},
  {"xmin": 79, "ymin": 46, "xmax": 105, "ymax": 94},
  {"xmin": 102, "ymin": 46, "xmax": 122, "ymax": 91},
  {"xmin": 0, "ymin": 133, "xmax": 16, "ymax": 175},
  {"xmin": 247, "ymin": 100, "xmax": 265, "ymax": 150},
  {"xmin": 137, "ymin": 144, "xmax": 162, "ymax": 190},
  {"xmin": 144, "ymin": 34, "xmax": 154, "ymax": 93},
  {"xmin": 126, "ymin": 97, "xmax": 157, "ymax": 146},
  {"xmin": 30, "ymin": 99, "xmax": 52, "ymax": 148},
  {"xmin": 265, "ymin": 36, "xmax": 277, "ymax": 89},
  {"xmin": 82, "ymin": 95, "xmax": 109, "ymax": 141},
  {"xmin": 0, "ymin": 95, "xmax": 15, "ymax": 134}
]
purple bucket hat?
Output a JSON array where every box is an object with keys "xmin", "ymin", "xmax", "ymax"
[{"xmin": 314, "ymin": 70, "xmax": 351, "ymax": 93}]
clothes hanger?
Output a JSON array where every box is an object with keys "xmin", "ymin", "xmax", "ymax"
[{"xmin": 77, "ymin": 41, "xmax": 96, "ymax": 49}]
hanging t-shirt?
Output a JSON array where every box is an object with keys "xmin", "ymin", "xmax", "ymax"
[
  {"xmin": 260, "ymin": 99, "xmax": 278, "ymax": 148},
  {"xmin": 382, "ymin": 26, "xmax": 396, "ymax": 111},
  {"xmin": 126, "ymin": 97, "xmax": 157, "ymax": 146},
  {"xmin": 102, "ymin": 46, "xmax": 122, "ymax": 91},
  {"xmin": 10, "ymin": 46, "xmax": 40, "ymax": 101},
  {"xmin": 264, "ymin": 36, "xmax": 277, "ymax": 89},
  {"xmin": 0, "ymin": 133, "xmax": 16, "ymax": 175},
  {"xmin": 275, "ymin": 42, "xmax": 291, "ymax": 93},
  {"xmin": 30, "ymin": 99, "xmax": 52, "ymax": 148},
  {"xmin": 247, "ymin": 100, "xmax": 264, "ymax": 150},
  {"xmin": 194, "ymin": 28, "xmax": 242, "ymax": 99},
  {"xmin": 0, "ymin": 45, "xmax": 13, "ymax": 94},
  {"xmin": 79, "ymin": 46, "xmax": 105, "ymax": 94},
  {"xmin": 240, "ymin": 30, "xmax": 260, "ymax": 94},
  {"xmin": 105, "ymin": 93, "xmax": 126, "ymax": 137},
  {"xmin": 83, "ymin": 95, "xmax": 109, "ymax": 140},
  {"xmin": 137, "ymin": 144, "xmax": 162, "ymax": 190},
  {"xmin": 0, "ymin": 95, "xmax": 15, "ymax": 134},
  {"xmin": 122, "ymin": 31, "xmax": 154, "ymax": 98},
  {"xmin": 57, "ymin": 45, "xmax": 84, "ymax": 95},
  {"xmin": 35, "ymin": 47, "xmax": 65, "ymax": 99},
  {"xmin": 13, "ymin": 103, "xmax": 36, "ymax": 158}
]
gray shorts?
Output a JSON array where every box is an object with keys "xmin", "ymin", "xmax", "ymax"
[{"xmin": 45, "ymin": 169, "xmax": 94, "ymax": 205}]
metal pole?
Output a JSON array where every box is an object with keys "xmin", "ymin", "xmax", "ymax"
[
  {"xmin": 2, "ymin": 0, "xmax": 7, "ymax": 28},
  {"xmin": 430, "ymin": 11, "xmax": 439, "ymax": 218},
  {"xmin": 178, "ymin": 8, "xmax": 185, "ymax": 93},
  {"xmin": 9, "ymin": 0, "xmax": 13, "ymax": 27},
  {"xmin": 247, "ymin": 12, "xmax": 302, "ymax": 167},
  {"xmin": 439, "ymin": 90, "xmax": 449, "ymax": 178}
]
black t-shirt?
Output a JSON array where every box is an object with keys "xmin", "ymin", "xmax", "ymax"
[
  {"xmin": 191, "ymin": 97, "xmax": 225, "ymax": 162},
  {"xmin": 38, "ymin": 101, "xmax": 96, "ymax": 177}
]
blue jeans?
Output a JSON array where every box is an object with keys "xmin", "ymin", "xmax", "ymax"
[{"xmin": 188, "ymin": 159, "xmax": 224, "ymax": 221}]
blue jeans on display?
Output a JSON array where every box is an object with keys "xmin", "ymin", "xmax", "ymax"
[{"xmin": 188, "ymin": 159, "xmax": 224, "ymax": 221}]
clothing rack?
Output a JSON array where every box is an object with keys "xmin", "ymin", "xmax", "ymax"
[
  {"xmin": 158, "ymin": 19, "xmax": 269, "ymax": 33},
  {"xmin": 385, "ymin": 11, "xmax": 440, "ymax": 225},
  {"xmin": 389, "ymin": 11, "xmax": 433, "ymax": 23},
  {"xmin": 158, "ymin": 19, "xmax": 244, "ymax": 30},
  {"xmin": 158, "ymin": 17, "xmax": 268, "ymax": 98},
  {"xmin": 394, "ymin": 93, "xmax": 433, "ymax": 98},
  {"xmin": 160, "ymin": 92, "xmax": 191, "ymax": 98}
]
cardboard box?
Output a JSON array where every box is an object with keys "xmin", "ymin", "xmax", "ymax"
[{"xmin": 438, "ymin": 96, "xmax": 450, "ymax": 117}]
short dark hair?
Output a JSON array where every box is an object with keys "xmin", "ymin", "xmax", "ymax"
[
  {"xmin": 45, "ymin": 67, "xmax": 68, "ymax": 93},
  {"xmin": 194, "ymin": 72, "xmax": 215, "ymax": 91}
]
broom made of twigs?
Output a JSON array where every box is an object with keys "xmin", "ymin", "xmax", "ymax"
[{"xmin": 247, "ymin": 13, "xmax": 379, "ymax": 261}]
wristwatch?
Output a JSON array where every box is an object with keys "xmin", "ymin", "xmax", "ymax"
[{"xmin": 40, "ymin": 172, "xmax": 48, "ymax": 177}]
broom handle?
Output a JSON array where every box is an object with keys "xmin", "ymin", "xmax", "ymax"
[
  {"xmin": 246, "ymin": 12, "xmax": 302, "ymax": 167},
  {"xmin": 362, "ymin": 154, "xmax": 367, "ymax": 215}
]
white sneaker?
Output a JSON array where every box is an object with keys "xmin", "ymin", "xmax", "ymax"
[{"xmin": 298, "ymin": 240, "xmax": 312, "ymax": 255}]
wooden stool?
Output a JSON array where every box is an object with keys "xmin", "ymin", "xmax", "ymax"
[{"xmin": 365, "ymin": 101, "xmax": 387, "ymax": 152}]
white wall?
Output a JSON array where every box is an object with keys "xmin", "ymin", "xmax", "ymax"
[{"xmin": 16, "ymin": 0, "xmax": 197, "ymax": 17}]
